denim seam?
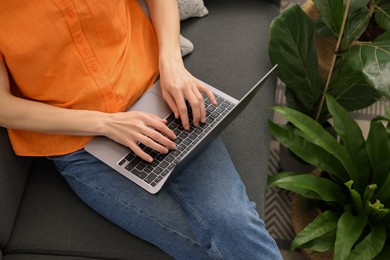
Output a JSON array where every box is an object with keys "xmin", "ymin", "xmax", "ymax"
[
  {"xmin": 169, "ymin": 183, "xmax": 224, "ymax": 260},
  {"xmin": 67, "ymin": 174, "xmax": 202, "ymax": 250}
]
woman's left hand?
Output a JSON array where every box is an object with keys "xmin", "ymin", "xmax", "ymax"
[{"xmin": 159, "ymin": 58, "xmax": 216, "ymax": 130}]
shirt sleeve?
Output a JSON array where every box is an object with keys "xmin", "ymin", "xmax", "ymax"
[{"xmin": 0, "ymin": 51, "xmax": 3, "ymax": 61}]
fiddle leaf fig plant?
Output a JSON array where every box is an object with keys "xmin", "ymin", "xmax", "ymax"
[
  {"xmin": 269, "ymin": 0, "xmax": 390, "ymax": 124},
  {"xmin": 268, "ymin": 95, "xmax": 390, "ymax": 259}
]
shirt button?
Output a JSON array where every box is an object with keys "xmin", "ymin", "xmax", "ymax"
[
  {"xmin": 107, "ymin": 92, "xmax": 114, "ymax": 99},
  {"xmin": 76, "ymin": 36, "xmax": 84, "ymax": 44},
  {"xmin": 67, "ymin": 10, "xmax": 75, "ymax": 18},
  {"xmin": 90, "ymin": 65, "xmax": 98, "ymax": 72}
]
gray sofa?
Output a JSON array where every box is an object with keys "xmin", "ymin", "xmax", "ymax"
[{"xmin": 0, "ymin": 0, "xmax": 280, "ymax": 259}]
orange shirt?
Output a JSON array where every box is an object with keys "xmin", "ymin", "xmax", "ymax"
[{"xmin": 0, "ymin": 0, "xmax": 159, "ymax": 156}]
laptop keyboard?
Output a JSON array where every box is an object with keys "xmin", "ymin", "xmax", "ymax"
[{"xmin": 118, "ymin": 93, "xmax": 235, "ymax": 187}]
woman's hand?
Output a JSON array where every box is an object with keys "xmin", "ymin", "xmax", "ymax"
[
  {"xmin": 159, "ymin": 58, "xmax": 216, "ymax": 130},
  {"xmin": 104, "ymin": 111, "xmax": 177, "ymax": 162}
]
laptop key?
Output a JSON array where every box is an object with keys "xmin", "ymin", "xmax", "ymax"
[
  {"xmin": 183, "ymin": 139, "xmax": 192, "ymax": 146},
  {"xmin": 144, "ymin": 173, "xmax": 158, "ymax": 184},
  {"xmin": 155, "ymin": 154, "xmax": 166, "ymax": 161},
  {"xmin": 144, "ymin": 166, "xmax": 153, "ymax": 173},
  {"xmin": 136, "ymin": 163, "xmax": 146, "ymax": 171},
  {"xmin": 154, "ymin": 175, "xmax": 163, "ymax": 183},
  {"xmin": 165, "ymin": 154, "xmax": 175, "ymax": 163},
  {"xmin": 153, "ymin": 167, "xmax": 163, "ymax": 175},
  {"xmin": 118, "ymin": 159, "xmax": 127, "ymax": 166},
  {"xmin": 131, "ymin": 169, "xmax": 148, "ymax": 180},
  {"xmin": 125, "ymin": 153, "xmax": 135, "ymax": 161},
  {"xmin": 159, "ymin": 161, "xmax": 169, "ymax": 169}
]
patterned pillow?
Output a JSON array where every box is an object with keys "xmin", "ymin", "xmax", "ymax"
[{"xmin": 178, "ymin": 0, "xmax": 209, "ymax": 21}]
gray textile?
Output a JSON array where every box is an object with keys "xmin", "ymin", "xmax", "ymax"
[
  {"xmin": 181, "ymin": 0, "xmax": 278, "ymax": 215},
  {"xmin": 1, "ymin": 0, "xmax": 280, "ymax": 258}
]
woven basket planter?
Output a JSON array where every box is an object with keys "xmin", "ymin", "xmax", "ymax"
[
  {"xmin": 291, "ymin": 193, "xmax": 334, "ymax": 260},
  {"xmin": 290, "ymin": 169, "xmax": 334, "ymax": 259}
]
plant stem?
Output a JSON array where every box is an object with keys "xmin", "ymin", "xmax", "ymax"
[
  {"xmin": 369, "ymin": 0, "xmax": 375, "ymax": 16},
  {"xmin": 315, "ymin": 0, "xmax": 351, "ymax": 121}
]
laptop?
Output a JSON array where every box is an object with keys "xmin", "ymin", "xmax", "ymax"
[{"xmin": 84, "ymin": 65, "xmax": 277, "ymax": 194}]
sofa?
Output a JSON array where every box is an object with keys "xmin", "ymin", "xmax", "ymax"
[{"xmin": 0, "ymin": 0, "xmax": 280, "ymax": 259}]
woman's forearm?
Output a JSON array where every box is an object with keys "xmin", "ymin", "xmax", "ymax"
[
  {"xmin": 0, "ymin": 59, "xmax": 107, "ymax": 136},
  {"xmin": 145, "ymin": 0, "xmax": 182, "ymax": 62}
]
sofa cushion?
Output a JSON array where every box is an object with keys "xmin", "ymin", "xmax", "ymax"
[
  {"xmin": 181, "ymin": 0, "xmax": 279, "ymax": 215},
  {"xmin": 5, "ymin": 158, "xmax": 170, "ymax": 259},
  {"xmin": 3, "ymin": 0, "xmax": 279, "ymax": 258},
  {"xmin": 0, "ymin": 128, "xmax": 32, "ymax": 249}
]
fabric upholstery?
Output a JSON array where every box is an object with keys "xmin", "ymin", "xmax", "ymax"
[
  {"xmin": 1, "ymin": 0, "xmax": 280, "ymax": 258},
  {"xmin": 0, "ymin": 128, "xmax": 32, "ymax": 248},
  {"xmin": 181, "ymin": 0, "xmax": 279, "ymax": 214},
  {"xmin": 5, "ymin": 158, "xmax": 170, "ymax": 259}
]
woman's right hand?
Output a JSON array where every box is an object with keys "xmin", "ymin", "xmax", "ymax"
[{"xmin": 103, "ymin": 111, "xmax": 177, "ymax": 162}]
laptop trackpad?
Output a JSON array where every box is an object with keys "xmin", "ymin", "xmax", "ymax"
[{"xmin": 128, "ymin": 91, "xmax": 172, "ymax": 119}]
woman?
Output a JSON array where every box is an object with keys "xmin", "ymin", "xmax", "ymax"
[{"xmin": 0, "ymin": 0, "xmax": 281, "ymax": 258}]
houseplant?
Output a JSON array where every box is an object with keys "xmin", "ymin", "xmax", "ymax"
[
  {"xmin": 268, "ymin": 0, "xmax": 390, "ymax": 124},
  {"xmin": 268, "ymin": 95, "xmax": 390, "ymax": 259}
]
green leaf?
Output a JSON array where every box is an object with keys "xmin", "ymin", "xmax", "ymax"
[
  {"xmin": 375, "ymin": 1, "xmax": 390, "ymax": 30},
  {"xmin": 375, "ymin": 245, "xmax": 390, "ymax": 259},
  {"xmin": 366, "ymin": 119, "xmax": 390, "ymax": 187},
  {"xmin": 375, "ymin": 170, "xmax": 390, "ymax": 202},
  {"xmin": 342, "ymin": 6, "xmax": 370, "ymax": 49},
  {"xmin": 268, "ymin": 173, "xmax": 346, "ymax": 203},
  {"xmin": 268, "ymin": 121, "xmax": 349, "ymax": 182},
  {"xmin": 346, "ymin": 225, "xmax": 386, "ymax": 260},
  {"xmin": 363, "ymin": 184, "xmax": 378, "ymax": 203},
  {"xmin": 347, "ymin": 0, "xmax": 370, "ymax": 9},
  {"xmin": 268, "ymin": 171, "xmax": 305, "ymax": 186},
  {"xmin": 313, "ymin": 0, "xmax": 345, "ymax": 37},
  {"xmin": 269, "ymin": 5, "xmax": 322, "ymax": 111},
  {"xmin": 304, "ymin": 232, "xmax": 336, "ymax": 252},
  {"xmin": 326, "ymin": 95, "xmax": 370, "ymax": 188},
  {"xmin": 367, "ymin": 200, "xmax": 390, "ymax": 223},
  {"xmin": 376, "ymin": 31, "xmax": 390, "ymax": 42},
  {"xmin": 345, "ymin": 41, "xmax": 390, "ymax": 99},
  {"xmin": 345, "ymin": 180, "xmax": 363, "ymax": 213},
  {"xmin": 290, "ymin": 210, "xmax": 339, "ymax": 251},
  {"xmin": 272, "ymin": 106, "xmax": 360, "ymax": 191},
  {"xmin": 334, "ymin": 208, "xmax": 368, "ymax": 260},
  {"xmin": 328, "ymin": 62, "xmax": 380, "ymax": 112}
]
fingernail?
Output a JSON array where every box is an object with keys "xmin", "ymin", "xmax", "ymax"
[
  {"xmin": 147, "ymin": 157, "xmax": 153, "ymax": 163},
  {"xmin": 185, "ymin": 124, "xmax": 190, "ymax": 130}
]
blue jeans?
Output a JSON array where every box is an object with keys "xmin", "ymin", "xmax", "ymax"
[{"xmin": 48, "ymin": 138, "xmax": 281, "ymax": 259}]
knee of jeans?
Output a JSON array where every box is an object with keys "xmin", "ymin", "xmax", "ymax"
[{"xmin": 212, "ymin": 201, "xmax": 263, "ymax": 231}]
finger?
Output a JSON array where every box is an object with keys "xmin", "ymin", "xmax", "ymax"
[
  {"xmin": 129, "ymin": 142, "xmax": 154, "ymax": 163},
  {"xmin": 150, "ymin": 120, "xmax": 177, "ymax": 141},
  {"xmin": 148, "ymin": 113, "xmax": 168, "ymax": 123},
  {"xmin": 140, "ymin": 133, "xmax": 170, "ymax": 154},
  {"xmin": 141, "ymin": 113, "xmax": 177, "ymax": 142},
  {"xmin": 185, "ymin": 88, "xmax": 203, "ymax": 126},
  {"xmin": 163, "ymin": 92, "xmax": 179, "ymax": 119},
  {"xmin": 171, "ymin": 92, "xmax": 190, "ymax": 130},
  {"xmin": 198, "ymin": 83, "xmax": 217, "ymax": 105},
  {"xmin": 143, "ymin": 127, "xmax": 176, "ymax": 150}
]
